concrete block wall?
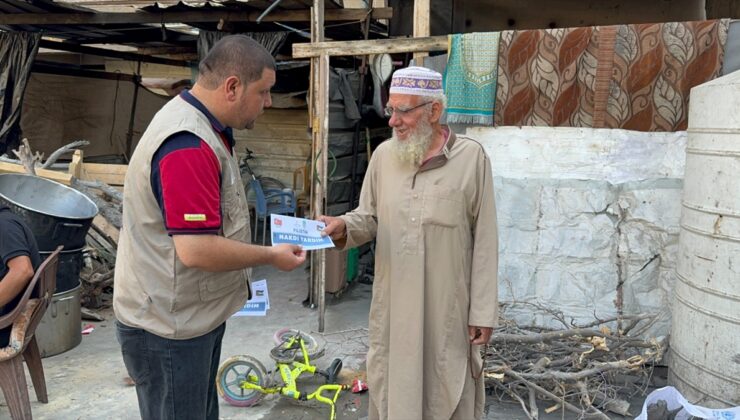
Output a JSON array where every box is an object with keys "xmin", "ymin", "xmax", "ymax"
[{"xmin": 468, "ymin": 126, "xmax": 686, "ymax": 337}]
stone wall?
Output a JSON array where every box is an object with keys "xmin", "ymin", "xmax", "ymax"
[{"xmin": 468, "ymin": 126, "xmax": 686, "ymax": 337}]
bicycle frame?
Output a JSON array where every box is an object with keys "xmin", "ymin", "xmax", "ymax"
[{"xmin": 238, "ymin": 334, "xmax": 345, "ymax": 420}]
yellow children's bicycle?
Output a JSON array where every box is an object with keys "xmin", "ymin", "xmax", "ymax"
[{"xmin": 216, "ymin": 328, "xmax": 347, "ymax": 420}]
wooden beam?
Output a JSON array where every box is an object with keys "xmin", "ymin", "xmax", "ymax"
[
  {"xmin": 293, "ymin": 35, "xmax": 447, "ymax": 58},
  {"xmin": 0, "ymin": 7, "xmax": 392, "ymax": 25},
  {"xmin": 93, "ymin": 215, "xmax": 120, "ymax": 244},
  {"xmin": 0, "ymin": 162, "xmax": 73, "ymax": 185},
  {"xmin": 413, "ymin": 0, "xmax": 430, "ymax": 61},
  {"xmin": 81, "ymin": 163, "xmax": 128, "ymax": 186},
  {"xmin": 32, "ymin": 62, "xmax": 139, "ymax": 82},
  {"xmin": 706, "ymin": 0, "xmax": 740, "ymax": 18},
  {"xmin": 136, "ymin": 46, "xmax": 195, "ymax": 56},
  {"xmin": 40, "ymin": 39, "xmax": 192, "ymax": 67}
]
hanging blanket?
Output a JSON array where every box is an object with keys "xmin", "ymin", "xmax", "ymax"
[
  {"xmin": 444, "ymin": 32, "xmax": 500, "ymax": 125},
  {"xmin": 495, "ymin": 19, "xmax": 730, "ymax": 131}
]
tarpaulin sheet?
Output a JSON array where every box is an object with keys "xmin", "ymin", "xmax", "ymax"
[{"xmin": 0, "ymin": 31, "xmax": 40, "ymax": 155}]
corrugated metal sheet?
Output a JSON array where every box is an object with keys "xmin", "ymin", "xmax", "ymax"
[
  {"xmin": 0, "ymin": 0, "xmax": 196, "ymax": 47},
  {"xmin": 0, "ymin": 0, "xmax": 379, "ymax": 47}
]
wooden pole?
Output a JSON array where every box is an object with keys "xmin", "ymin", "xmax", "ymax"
[
  {"xmin": 317, "ymin": 53, "xmax": 329, "ymax": 333},
  {"xmin": 309, "ymin": 0, "xmax": 329, "ymax": 333},
  {"xmin": 413, "ymin": 0, "xmax": 431, "ymax": 62}
]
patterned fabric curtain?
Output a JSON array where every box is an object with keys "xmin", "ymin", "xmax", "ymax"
[
  {"xmin": 0, "ymin": 32, "xmax": 41, "ymax": 155},
  {"xmin": 495, "ymin": 19, "xmax": 730, "ymax": 131}
]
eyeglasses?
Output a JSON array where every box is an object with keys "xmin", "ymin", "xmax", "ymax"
[{"xmin": 383, "ymin": 101, "xmax": 433, "ymax": 118}]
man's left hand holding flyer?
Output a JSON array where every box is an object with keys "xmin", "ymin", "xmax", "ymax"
[{"xmin": 270, "ymin": 214, "xmax": 335, "ymax": 250}]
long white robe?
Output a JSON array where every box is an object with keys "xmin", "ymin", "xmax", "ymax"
[{"xmin": 339, "ymin": 129, "xmax": 499, "ymax": 420}]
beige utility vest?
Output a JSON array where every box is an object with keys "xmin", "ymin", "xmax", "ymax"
[{"xmin": 113, "ymin": 95, "xmax": 251, "ymax": 339}]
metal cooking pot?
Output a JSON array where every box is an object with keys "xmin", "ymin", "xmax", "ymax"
[
  {"xmin": 0, "ymin": 174, "xmax": 98, "ymax": 251},
  {"xmin": 40, "ymin": 247, "xmax": 84, "ymax": 294}
]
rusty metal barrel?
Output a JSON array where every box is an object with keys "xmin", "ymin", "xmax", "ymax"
[{"xmin": 669, "ymin": 71, "xmax": 740, "ymax": 406}]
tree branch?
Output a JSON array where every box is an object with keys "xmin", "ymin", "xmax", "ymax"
[
  {"xmin": 40, "ymin": 140, "xmax": 90, "ymax": 168},
  {"xmin": 11, "ymin": 138, "xmax": 40, "ymax": 175}
]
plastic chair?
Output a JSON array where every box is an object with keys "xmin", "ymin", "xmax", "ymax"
[
  {"xmin": 250, "ymin": 179, "xmax": 296, "ymax": 245},
  {"xmin": 0, "ymin": 246, "xmax": 61, "ymax": 420}
]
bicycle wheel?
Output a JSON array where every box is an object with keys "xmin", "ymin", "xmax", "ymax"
[
  {"xmin": 258, "ymin": 176, "xmax": 286, "ymax": 191},
  {"xmin": 272, "ymin": 328, "xmax": 326, "ymax": 361},
  {"xmin": 216, "ymin": 355, "xmax": 269, "ymax": 407}
]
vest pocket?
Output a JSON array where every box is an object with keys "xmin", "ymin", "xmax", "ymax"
[
  {"xmin": 222, "ymin": 189, "xmax": 249, "ymax": 240},
  {"xmin": 198, "ymin": 274, "xmax": 247, "ymax": 302}
]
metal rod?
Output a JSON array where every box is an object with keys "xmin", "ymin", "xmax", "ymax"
[{"xmin": 256, "ymin": 0, "xmax": 285, "ymax": 24}]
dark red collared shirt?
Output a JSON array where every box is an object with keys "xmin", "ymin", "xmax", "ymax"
[{"xmin": 150, "ymin": 90, "xmax": 236, "ymax": 235}]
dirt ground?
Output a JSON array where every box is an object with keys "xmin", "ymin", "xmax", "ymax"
[{"xmin": 0, "ymin": 262, "xmax": 650, "ymax": 419}]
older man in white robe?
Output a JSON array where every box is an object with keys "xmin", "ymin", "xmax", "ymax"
[{"xmin": 321, "ymin": 66, "xmax": 499, "ymax": 420}]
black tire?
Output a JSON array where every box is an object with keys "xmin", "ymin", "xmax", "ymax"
[{"xmin": 272, "ymin": 328, "xmax": 326, "ymax": 361}]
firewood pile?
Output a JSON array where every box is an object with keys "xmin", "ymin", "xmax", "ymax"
[
  {"xmin": 484, "ymin": 302, "xmax": 665, "ymax": 419},
  {"xmin": 81, "ymin": 238, "xmax": 116, "ymax": 310},
  {"xmin": 78, "ymin": 179, "xmax": 121, "ymax": 310}
]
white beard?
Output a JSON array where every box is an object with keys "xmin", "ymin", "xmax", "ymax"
[{"xmin": 389, "ymin": 119, "xmax": 434, "ymax": 168}]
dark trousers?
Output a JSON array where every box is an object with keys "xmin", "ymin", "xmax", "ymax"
[{"xmin": 116, "ymin": 320, "xmax": 226, "ymax": 420}]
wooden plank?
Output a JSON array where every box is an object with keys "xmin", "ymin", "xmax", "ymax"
[
  {"xmin": 93, "ymin": 214, "xmax": 120, "ymax": 244},
  {"xmin": 293, "ymin": 35, "xmax": 447, "ymax": 58},
  {"xmin": 706, "ymin": 0, "xmax": 740, "ymax": 17},
  {"xmin": 234, "ymin": 140, "xmax": 311, "ymax": 158},
  {"xmin": 236, "ymin": 124, "xmax": 310, "ymax": 141},
  {"xmin": 282, "ymin": 0, "xmax": 343, "ymax": 9},
  {"xmin": 247, "ymin": 154, "xmax": 310, "ymax": 167},
  {"xmin": 40, "ymin": 39, "xmax": 191, "ymax": 67},
  {"xmin": 0, "ymin": 162, "xmax": 73, "ymax": 185},
  {"xmin": 68, "ymin": 150, "xmax": 84, "ymax": 179},
  {"xmin": 81, "ymin": 163, "xmax": 128, "ymax": 186},
  {"xmin": 413, "ymin": 0, "xmax": 430, "ymax": 61},
  {"xmin": 0, "ymin": 8, "xmax": 392, "ymax": 25},
  {"xmin": 233, "ymin": 109, "xmax": 310, "ymax": 126}
]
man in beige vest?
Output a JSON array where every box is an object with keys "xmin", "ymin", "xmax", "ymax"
[
  {"xmin": 113, "ymin": 35, "xmax": 306, "ymax": 420},
  {"xmin": 321, "ymin": 66, "xmax": 499, "ymax": 419}
]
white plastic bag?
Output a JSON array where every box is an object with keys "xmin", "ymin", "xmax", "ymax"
[{"xmin": 635, "ymin": 386, "xmax": 740, "ymax": 420}]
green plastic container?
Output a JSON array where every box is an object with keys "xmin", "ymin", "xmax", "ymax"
[{"xmin": 346, "ymin": 247, "xmax": 359, "ymax": 282}]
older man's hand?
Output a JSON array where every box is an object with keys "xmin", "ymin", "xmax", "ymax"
[
  {"xmin": 468, "ymin": 326, "xmax": 492, "ymax": 345},
  {"xmin": 318, "ymin": 215, "xmax": 347, "ymax": 241}
]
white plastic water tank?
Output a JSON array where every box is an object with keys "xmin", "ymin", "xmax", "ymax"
[{"xmin": 670, "ymin": 70, "xmax": 740, "ymax": 406}]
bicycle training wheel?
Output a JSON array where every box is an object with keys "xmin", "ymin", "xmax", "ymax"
[
  {"xmin": 272, "ymin": 328, "xmax": 326, "ymax": 361},
  {"xmin": 216, "ymin": 355, "xmax": 269, "ymax": 407}
]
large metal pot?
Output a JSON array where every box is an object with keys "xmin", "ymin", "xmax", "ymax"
[
  {"xmin": 0, "ymin": 174, "xmax": 98, "ymax": 251},
  {"xmin": 35, "ymin": 285, "xmax": 82, "ymax": 358},
  {"xmin": 40, "ymin": 247, "xmax": 84, "ymax": 294}
]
